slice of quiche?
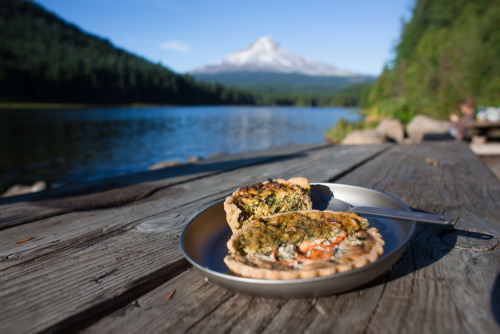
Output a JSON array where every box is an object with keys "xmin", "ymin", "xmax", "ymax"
[
  {"xmin": 224, "ymin": 177, "xmax": 312, "ymax": 234},
  {"xmin": 224, "ymin": 210, "xmax": 384, "ymax": 279}
]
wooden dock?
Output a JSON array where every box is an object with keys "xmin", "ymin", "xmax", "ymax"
[{"xmin": 0, "ymin": 142, "xmax": 499, "ymax": 333}]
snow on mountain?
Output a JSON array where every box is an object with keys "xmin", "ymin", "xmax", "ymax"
[{"xmin": 190, "ymin": 36, "xmax": 357, "ymax": 77}]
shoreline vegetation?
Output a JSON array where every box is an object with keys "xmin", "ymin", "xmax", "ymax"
[{"xmin": 359, "ymin": 0, "xmax": 499, "ymax": 123}]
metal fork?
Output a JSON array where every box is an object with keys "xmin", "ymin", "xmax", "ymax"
[{"xmin": 310, "ymin": 189, "xmax": 452, "ymax": 224}]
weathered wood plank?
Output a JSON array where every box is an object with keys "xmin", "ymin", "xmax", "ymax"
[
  {"xmin": 80, "ymin": 267, "xmax": 240, "ymax": 333},
  {"xmin": 0, "ymin": 143, "xmax": 389, "ymax": 270},
  {"xmin": 0, "ymin": 226, "xmax": 188, "ymax": 333},
  {"xmin": 336, "ymin": 142, "xmax": 500, "ymax": 333},
  {"xmin": 338, "ymin": 142, "xmax": 500, "ymax": 235},
  {"xmin": 0, "ymin": 144, "xmax": 390, "ymax": 333},
  {"xmin": 0, "ymin": 143, "xmax": 329, "ymax": 230},
  {"xmin": 75, "ymin": 143, "xmax": 499, "ymax": 334},
  {"xmin": 81, "ymin": 267, "xmax": 388, "ymax": 334},
  {"xmin": 7, "ymin": 143, "xmax": 496, "ymax": 333}
]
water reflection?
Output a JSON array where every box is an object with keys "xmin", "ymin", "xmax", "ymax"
[{"xmin": 0, "ymin": 106, "xmax": 362, "ymax": 191}]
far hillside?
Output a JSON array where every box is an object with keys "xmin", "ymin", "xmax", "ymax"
[
  {"xmin": 193, "ymin": 72, "xmax": 375, "ymax": 106},
  {"xmin": 0, "ymin": 0, "xmax": 254, "ymax": 105}
]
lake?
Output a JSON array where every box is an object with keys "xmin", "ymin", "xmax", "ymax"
[{"xmin": 0, "ymin": 106, "xmax": 362, "ymax": 191}]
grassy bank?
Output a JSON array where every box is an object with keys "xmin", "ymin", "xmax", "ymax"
[{"xmin": 325, "ymin": 110, "xmax": 381, "ymax": 143}]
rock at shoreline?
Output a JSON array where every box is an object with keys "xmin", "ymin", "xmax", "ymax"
[
  {"xmin": 342, "ymin": 129, "xmax": 386, "ymax": 145},
  {"xmin": 2, "ymin": 181, "xmax": 47, "ymax": 198},
  {"xmin": 342, "ymin": 118, "xmax": 405, "ymax": 144},
  {"xmin": 406, "ymin": 115, "xmax": 451, "ymax": 142},
  {"xmin": 341, "ymin": 115, "xmax": 451, "ymax": 145},
  {"xmin": 376, "ymin": 118, "xmax": 405, "ymax": 142}
]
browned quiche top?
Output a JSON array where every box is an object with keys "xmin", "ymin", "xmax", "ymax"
[{"xmin": 224, "ymin": 177, "xmax": 312, "ymax": 233}]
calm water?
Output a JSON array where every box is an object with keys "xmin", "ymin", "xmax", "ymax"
[{"xmin": 0, "ymin": 106, "xmax": 362, "ymax": 191}]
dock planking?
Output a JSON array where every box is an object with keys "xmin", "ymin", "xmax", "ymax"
[{"xmin": 0, "ymin": 142, "xmax": 498, "ymax": 333}]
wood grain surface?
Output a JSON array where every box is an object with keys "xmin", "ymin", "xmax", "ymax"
[{"xmin": 0, "ymin": 142, "xmax": 498, "ymax": 334}]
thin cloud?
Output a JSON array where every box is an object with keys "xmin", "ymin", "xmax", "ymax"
[
  {"xmin": 160, "ymin": 40, "xmax": 191, "ymax": 53},
  {"xmin": 138, "ymin": 0, "xmax": 184, "ymax": 14}
]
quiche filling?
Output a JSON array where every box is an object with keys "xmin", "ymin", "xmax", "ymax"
[
  {"xmin": 231, "ymin": 211, "xmax": 371, "ymax": 269},
  {"xmin": 224, "ymin": 178, "xmax": 385, "ymax": 279},
  {"xmin": 233, "ymin": 179, "xmax": 311, "ymax": 229}
]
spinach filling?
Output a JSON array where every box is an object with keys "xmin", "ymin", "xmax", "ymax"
[
  {"xmin": 236, "ymin": 211, "xmax": 366, "ymax": 256},
  {"xmin": 235, "ymin": 181, "xmax": 310, "ymax": 227}
]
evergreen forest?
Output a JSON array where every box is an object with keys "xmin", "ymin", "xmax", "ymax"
[
  {"xmin": 192, "ymin": 72, "xmax": 375, "ymax": 107},
  {"xmin": 364, "ymin": 0, "xmax": 500, "ymax": 123},
  {"xmin": 0, "ymin": 0, "xmax": 255, "ymax": 106}
]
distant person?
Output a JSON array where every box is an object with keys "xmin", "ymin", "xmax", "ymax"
[{"xmin": 449, "ymin": 97, "xmax": 476, "ymax": 141}]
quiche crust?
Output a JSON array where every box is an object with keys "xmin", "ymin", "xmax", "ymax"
[
  {"xmin": 224, "ymin": 210, "xmax": 384, "ymax": 279},
  {"xmin": 224, "ymin": 177, "xmax": 312, "ymax": 234}
]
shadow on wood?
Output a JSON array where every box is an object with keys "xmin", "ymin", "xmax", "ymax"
[
  {"xmin": 356, "ymin": 225, "xmax": 497, "ymax": 292},
  {"xmin": 0, "ymin": 152, "xmax": 307, "ymax": 212}
]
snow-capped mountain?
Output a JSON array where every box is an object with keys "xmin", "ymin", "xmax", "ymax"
[{"xmin": 190, "ymin": 36, "xmax": 356, "ymax": 77}]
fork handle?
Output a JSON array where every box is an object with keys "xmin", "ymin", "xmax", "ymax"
[{"xmin": 352, "ymin": 206, "xmax": 453, "ymax": 224}]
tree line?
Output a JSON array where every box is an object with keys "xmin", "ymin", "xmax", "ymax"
[
  {"xmin": 252, "ymin": 83, "xmax": 372, "ymax": 107},
  {"xmin": 364, "ymin": 0, "xmax": 500, "ymax": 123},
  {"xmin": 0, "ymin": 0, "xmax": 255, "ymax": 105}
]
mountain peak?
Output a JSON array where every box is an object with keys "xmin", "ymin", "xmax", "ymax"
[
  {"xmin": 190, "ymin": 36, "xmax": 357, "ymax": 77},
  {"xmin": 252, "ymin": 36, "xmax": 279, "ymax": 51}
]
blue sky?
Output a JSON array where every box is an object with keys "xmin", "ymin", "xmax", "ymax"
[{"xmin": 34, "ymin": 0, "xmax": 415, "ymax": 76}]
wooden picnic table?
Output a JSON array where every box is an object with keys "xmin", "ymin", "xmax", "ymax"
[
  {"xmin": 0, "ymin": 142, "xmax": 499, "ymax": 333},
  {"xmin": 466, "ymin": 121, "xmax": 500, "ymax": 141}
]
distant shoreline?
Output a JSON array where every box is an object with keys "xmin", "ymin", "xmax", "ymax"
[
  {"xmin": 0, "ymin": 103, "xmax": 360, "ymax": 110},
  {"xmin": 0, "ymin": 102, "xmax": 174, "ymax": 110}
]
